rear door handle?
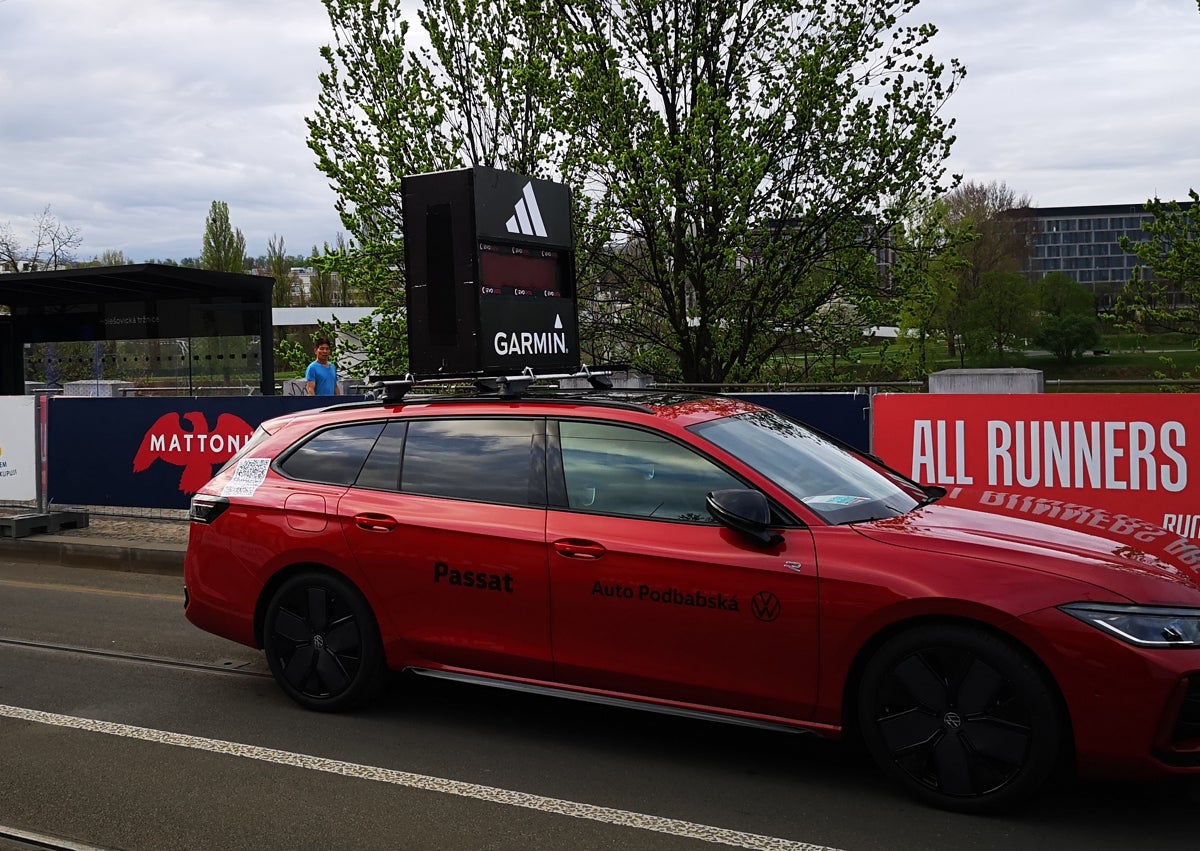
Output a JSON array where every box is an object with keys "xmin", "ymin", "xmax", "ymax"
[
  {"xmin": 354, "ymin": 512, "xmax": 398, "ymax": 532},
  {"xmin": 552, "ymin": 538, "xmax": 606, "ymax": 560}
]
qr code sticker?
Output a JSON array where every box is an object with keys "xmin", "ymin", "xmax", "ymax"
[{"xmin": 220, "ymin": 457, "xmax": 271, "ymax": 498}]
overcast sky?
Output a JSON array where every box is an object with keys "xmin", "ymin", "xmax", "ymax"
[{"xmin": 2, "ymin": 0, "xmax": 1197, "ymax": 264}]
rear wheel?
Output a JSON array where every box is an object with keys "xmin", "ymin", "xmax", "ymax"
[
  {"xmin": 263, "ymin": 571, "xmax": 384, "ymax": 712},
  {"xmin": 858, "ymin": 624, "xmax": 1062, "ymax": 813}
]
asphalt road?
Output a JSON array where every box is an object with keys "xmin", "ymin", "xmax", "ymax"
[{"xmin": 1, "ymin": 556, "xmax": 1198, "ymax": 851}]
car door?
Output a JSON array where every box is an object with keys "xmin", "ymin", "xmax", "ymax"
[
  {"xmin": 339, "ymin": 416, "xmax": 553, "ymax": 679},
  {"xmin": 546, "ymin": 419, "xmax": 820, "ymax": 721}
]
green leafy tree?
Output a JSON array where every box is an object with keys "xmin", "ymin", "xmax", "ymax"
[
  {"xmin": 314, "ymin": 241, "xmax": 409, "ymax": 376},
  {"xmin": 307, "ymin": 0, "xmax": 563, "ymax": 373},
  {"xmin": 308, "ymin": 242, "xmax": 339, "ymax": 307},
  {"xmin": 1032, "ymin": 271, "xmax": 1099, "ymax": 364},
  {"xmin": 961, "ymin": 270, "xmax": 1035, "ymax": 360},
  {"xmin": 1111, "ymin": 190, "xmax": 1200, "ymax": 342},
  {"xmin": 200, "ymin": 201, "xmax": 247, "ymax": 273},
  {"xmin": 266, "ymin": 235, "xmax": 296, "ymax": 307},
  {"xmin": 891, "ymin": 200, "xmax": 971, "ymax": 376},
  {"xmin": 557, "ymin": 0, "xmax": 962, "ymax": 382},
  {"xmin": 939, "ymin": 180, "xmax": 1035, "ymax": 359},
  {"xmin": 805, "ymin": 300, "xmax": 865, "ymax": 379},
  {"xmin": 307, "ymin": 0, "xmax": 962, "ymax": 383}
]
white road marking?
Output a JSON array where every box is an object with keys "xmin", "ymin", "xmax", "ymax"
[{"xmin": 1, "ymin": 703, "xmax": 843, "ymax": 851}]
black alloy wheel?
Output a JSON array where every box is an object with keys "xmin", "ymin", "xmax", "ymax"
[
  {"xmin": 858, "ymin": 624, "xmax": 1062, "ymax": 813},
  {"xmin": 263, "ymin": 571, "xmax": 385, "ymax": 712}
]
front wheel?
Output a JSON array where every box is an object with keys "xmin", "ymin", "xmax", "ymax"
[
  {"xmin": 263, "ymin": 570, "xmax": 385, "ymax": 712},
  {"xmin": 857, "ymin": 624, "xmax": 1063, "ymax": 813}
]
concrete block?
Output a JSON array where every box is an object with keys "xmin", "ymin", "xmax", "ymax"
[{"xmin": 928, "ymin": 368, "xmax": 1044, "ymax": 394}]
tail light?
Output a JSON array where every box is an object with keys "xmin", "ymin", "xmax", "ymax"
[{"xmin": 189, "ymin": 495, "xmax": 230, "ymax": 524}]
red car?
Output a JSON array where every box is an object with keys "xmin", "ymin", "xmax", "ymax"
[{"xmin": 184, "ymin": 387, "xmax": 1200, "ymax": 812}]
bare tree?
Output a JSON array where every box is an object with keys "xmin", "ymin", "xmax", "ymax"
[
  {"xmin": 0, "ymin": 205, "xmax": 83, "ymax": 272},
  {"xmin": 98, "ymin": 249, "xmax": 133, "ymax": 266},
  {"xmin": 75, "ymin": 249, "xmax": 133, "ymax": 267}
]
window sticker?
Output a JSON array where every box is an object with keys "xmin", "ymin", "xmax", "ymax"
[
  {"xmin": 803, "ymin": 495, "xmax": 868, "ymax": 506},
  {"xmin": 220, "ymin": 457, "xmax": 271, "ymax": 498}
]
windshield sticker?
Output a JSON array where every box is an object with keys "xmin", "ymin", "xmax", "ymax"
[
  {"xmin": 803, "ymin": 495, "xmax": 868, "ymax": 506},
  {"xmin": 220, "ymin": 457, "xmax": 271, "ymax": 498}
]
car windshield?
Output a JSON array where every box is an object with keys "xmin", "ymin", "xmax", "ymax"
[{"xmin": 690, "ymin": 409, "xmax": 921, "ymax": 524}]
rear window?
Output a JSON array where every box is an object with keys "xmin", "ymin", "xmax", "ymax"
[{"xmin": 277, "ymin": 423, "xmax": 386, "ymax": 486}]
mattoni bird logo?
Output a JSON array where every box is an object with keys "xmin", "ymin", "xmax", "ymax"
[{"xmin": 132, "ymin": 411, "xmax": 254, "ymax": 494}]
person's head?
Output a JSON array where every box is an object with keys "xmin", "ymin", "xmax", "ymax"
[{"xmin": 313, "ymin": 338, "xmax": 332, "ymax": 363}]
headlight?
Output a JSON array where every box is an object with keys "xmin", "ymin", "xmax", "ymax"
[{"xmin": 1060, "ymin": 603, "xmax": 1200, "ymax": 648}]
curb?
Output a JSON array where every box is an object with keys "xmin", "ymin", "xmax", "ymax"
[{"xmin": 0, "ymin": 535, "xmax": 185, "ymax": 576}]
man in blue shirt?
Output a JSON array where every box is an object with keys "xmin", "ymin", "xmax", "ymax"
[{"xmin": 305, "ymin": 338, "xmax": 341, "ymax": 396}]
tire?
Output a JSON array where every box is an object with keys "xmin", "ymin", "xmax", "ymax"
[
  {"xmin": 263, "ymin": 570, "xmax": 385, "ymax": 712},
  {"xmin": 857, "ymin": 623, "xmax": 1062, "ymax": 813}
]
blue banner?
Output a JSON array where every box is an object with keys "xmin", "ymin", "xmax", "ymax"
[
  {"xmin": 47, "ymin": 396, "xmax": 362, "ymax": 509},
  {"xmin": 730, "ymin": 393, "xmax": 870, "ymax": 452},
  {"xmin": 46, "ymin": 392, "xmax": 870, "ymax": 510}
]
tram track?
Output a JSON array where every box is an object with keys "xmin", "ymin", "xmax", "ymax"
[
  {"xmin": 0, "ymin": 636, "xmax": 268, "ymax": 678},
  {"xmin": 0, "ymin": 824, "xmax": 114, "ymax": 851}
]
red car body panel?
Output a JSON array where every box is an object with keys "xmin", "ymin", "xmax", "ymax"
[
  {"xmin": 184, "ymin": 394, "xmax": 1200, "ymax": 783},
  {"xmin": 545, "ymin": 510, "xmax": 819, "ymax": 720},
  {"xmin": 338, "ymin": 487, "xmax": 553, "ymax": 679}
]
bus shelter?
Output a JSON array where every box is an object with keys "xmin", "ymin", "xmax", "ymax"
[{"xmin": 0, "ymin": 264, "xmax": 275, "ymax": 396}]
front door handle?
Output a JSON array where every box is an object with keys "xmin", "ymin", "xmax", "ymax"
[
  {"xmin": 552, "ymin": 538, "xmax": 606, "ymax": 560},
  {"xmin": 354, "ymin": 512, "xmax": 398, "ymax": 532}
]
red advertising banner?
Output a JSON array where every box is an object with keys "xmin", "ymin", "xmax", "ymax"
[{"xmin": 872, "ymin": 393, "xmax": 1200, "ymax": 539}]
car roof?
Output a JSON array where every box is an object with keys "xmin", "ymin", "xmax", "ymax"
[{"xmin": 287, "ymin": 387, "xmax": 763, "ymax": 430}]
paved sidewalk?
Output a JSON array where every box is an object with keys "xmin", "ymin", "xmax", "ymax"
[
  {"xmin": 50, "ymin": 516, "xmax": 191, "ymax": 545},
  {"xmin": 0, "ymin": 515, "xmax": 189, "ymax": 575}
]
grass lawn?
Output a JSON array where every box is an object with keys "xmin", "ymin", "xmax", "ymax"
[{"xmin": 784, "ymin": 333, "xmax": 1200, "ymax": 390}]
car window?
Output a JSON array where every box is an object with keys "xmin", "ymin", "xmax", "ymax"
[
  {"xmin": 401, "ymin": 418, "xmax": 542, "ymax": 506},
  {"xmin": 277, "ymin": 422, "xmax": 386, "ymax": 486},
  {"xmin": 558, "ymin": 420, "xmax": 743, "ymax": 522},
  {"xmin": 355, "ymin": 421, "xmax": 407, "ymax": 491}
]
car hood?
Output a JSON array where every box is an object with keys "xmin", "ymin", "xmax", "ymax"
[{"xmin": 851, "ymin": 489, "xmax": 1200, "ymax": 605}]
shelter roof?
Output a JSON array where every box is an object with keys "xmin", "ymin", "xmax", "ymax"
[{"xmin": 0, "ymin": 263, "xmax": 273, "ymax": 308}]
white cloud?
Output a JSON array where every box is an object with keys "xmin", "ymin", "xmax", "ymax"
[
  {"xmin": 1, "ymin": 0, "xmax": 344, "ymax": 261},
  {"xmin": 1, "ymin": 0, "xmax": 1196, "ymax": 264},
  {"xmin": 916, "ymin": 0, "xmax": 1200, "ymax": 205}
]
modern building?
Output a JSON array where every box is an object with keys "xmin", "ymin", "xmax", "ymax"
[{"xmin": 1020, "ymin": 201, "xmax": 1194, "ymax": 304}]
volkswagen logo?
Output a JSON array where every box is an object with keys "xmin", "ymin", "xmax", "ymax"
[
  {"xmin": 751, "ymin": 591, "xmax": 781, "ymax": 622},
  {"xmin": 943, "ymin": 711, "xmax": 963, "ymax": 729}
]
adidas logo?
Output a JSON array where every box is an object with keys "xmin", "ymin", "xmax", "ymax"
[{"xmin": 505, "ymin": 182, "xmax": 548, "ymax": 238}]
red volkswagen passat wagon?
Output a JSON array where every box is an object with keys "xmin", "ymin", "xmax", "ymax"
[{"xmin": 184, "ymin": 385, "xmax": 1200, "ymax": 812}]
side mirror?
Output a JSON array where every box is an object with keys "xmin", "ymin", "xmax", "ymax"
[{"xmin": 706, "ymin": 489, "xmax": 784, "ymax": 547}]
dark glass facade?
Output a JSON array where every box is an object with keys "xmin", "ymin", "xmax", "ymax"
[{"xmin": 1022, "ymin": 202, "xmax": 1194, "ymax": 302}]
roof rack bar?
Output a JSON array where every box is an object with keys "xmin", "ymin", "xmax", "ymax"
[{"xmin": 367, "ymin": 366, "xmax": 615, "ymax": 400}]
